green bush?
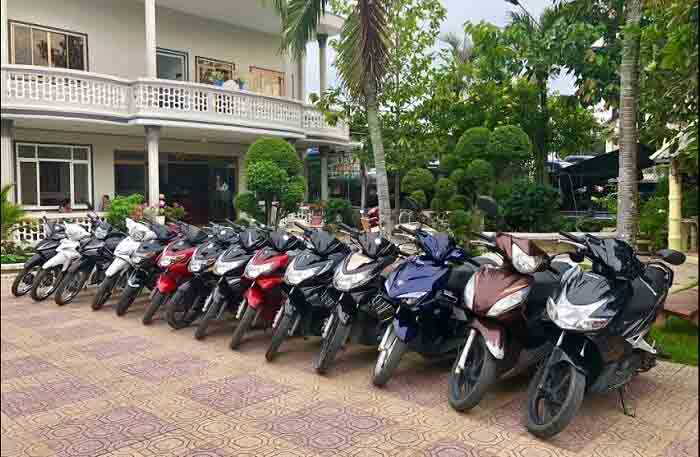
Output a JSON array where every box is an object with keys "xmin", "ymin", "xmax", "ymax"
[
  {"xmin": 234, "ymin": 192, "xmax": 264, "ymax": 222},
  {"xmin": 449, "ymin": 209, "xmax": 473, "ymax": 246},
  {"xmin": 640, "ymin": 196, "xmax": 668, "ymax": 251},
  {"xmin": 502, "ymin": 181, "xmax": 561, "ymax": 232},
  {"xmin": 401, "ymin": 168, "xmax": 435, "ymax": 195},
  {"xmin": 465, "ymin": 159, "xmax": 495, "ymax": 195},
  {"xmin": 455, "ymin": 127, "xmax": 492, "ymax": 164},
  {"xmin": 325, "ymin": 198, "xmax": 354, "ymax": 225},
  {"xmin": 245, "ymin": 138, "xmax": 302, "ymax": 177},
  {"xmin": 448, "ymin": 194, "xmax": 470, "ymax": 211},
  {"xmin": 486, "ymin": 125, "xmax": 532, "ymax": 177},
  {"xmin": 409, "ymin": 190, "xmax": 428, "ymax": 210},
  {"xmin": 1, "ymin": 185, "xmax": 25, "ymax": 240},
  {"xmin": 280, "ymin": 176, "xmax": 307, "ymax": 219},
  {"xmin": 431, "ymin": 178, "xmax": 458, "ymax": 213},
  {"xmin": 107, "ymin": 194, "xmax": 144, "ymax": 231},
  {"xmin": 449, "ymin": 169, "xmax": 469, "ymax": 194}
]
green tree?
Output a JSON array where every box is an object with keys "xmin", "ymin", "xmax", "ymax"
[
  {"xmin": 486, "ymin": 125, "xmax": 532, "ymax": 178},
  {"xmin": 445, "ymin": 127, "xmax": 491, "ymax": 170},
  {"xmin": 401, "ymin": 168, "xmax": 435, "ymax": 196},
  {"xmin": 548, "ymin": 95, "xmax": 603, "ymax": 157}
]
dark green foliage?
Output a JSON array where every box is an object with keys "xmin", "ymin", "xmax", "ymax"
[
  {"xmin": 434, "ymin": 177, "xmax": 457, "ymax": 201},
  {"xmin": 448, "ymin": 194, "xmax": 470, "ymax": 211},
  {"xmin": 501, "ymin": 181, "xmax": 561, "ymax": 232},
  {"xmin": 1, "ymin": 185, "xmax": 25, "ymax": 240},
  {"xmin": 449, "ymin": 209, "xmax": 473, "ymax": 246},
  {"xmin": 247, "ymin": 161, "xmax": 288, "ymax": 196},
  {"xmin": 449, "ymin": 169, "xmax": 469, "ymax": 194},
  {"xmin": 486, "ymin": 126, "xmax": 532, "ymax": 178},
  {"xmin": 639, "ymin": 195, "xmax": 668, "ymax": 251},
  {"xmin": 409, "ymin": 190, "xmax": 428, "ymax": 210},
  {"xmin": 245, "ymin": 138, "xmax": 302, "ymax": 177},
  {"xmin": 325, "ymin": 198, "xmax": 354, "ymax": 225},
  {"xmin": 234, "ymin": 192, "xmax": 264, "ymax": 222},
  {"xmin": 107, "ymin": 194, "xmax": 144, "ymax": 231},
  {"xmin": 650, "ymin": 316, "xmax": 699, "ymax": 366},
  {"xmin": 401, "ymin": 168, "xmax": 435, "ymax": 195},
  {"xmin": 444, "ymin": 127, "xmax": 491, "ymax": 170},
  {"xmin": 465, "ymin": 160, "xmax": 495, "ymax": 194}
]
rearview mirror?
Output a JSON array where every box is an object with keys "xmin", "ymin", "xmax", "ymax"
[
  {"xmin": 476, "ymin": 196, "xmax": 499, "ymax": 218},
  {"xmin": 657, "ymin": 249, "xmax": 686, "ymax": 266}
]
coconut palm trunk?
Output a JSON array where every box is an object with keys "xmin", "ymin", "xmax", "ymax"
[
  {"xmin": 365, "ymin": 80, "xmax": 393, "ymax": 234},
  {"xmin": 616, "ymin": 0, "xmax": 643, "ymax": 244}
]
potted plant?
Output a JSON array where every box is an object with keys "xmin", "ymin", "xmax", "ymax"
[{"xmin": 210, "ymin": 70, "xmax": 227, "ymax": 87}]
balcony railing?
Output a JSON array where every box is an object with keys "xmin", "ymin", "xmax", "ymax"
[{"xmin": 1, "ymin": 65, "xmax": 349, "ymax": 142}]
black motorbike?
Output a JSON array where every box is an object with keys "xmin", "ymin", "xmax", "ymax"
[
  {"xmin": 194, "ymin": 226, "xmax": 269, "ymax": 340},
  {"xmin": 115, "ymin": 222, "xmax": 179, "ymax": 316},
  {"xmin": 265, "ymin": 223, "xmax": 351, "ymax": 361},
  {"xmin": 54, "ymin": 219, "xmax": 126, "ymax": 306},
  {"xmin": 166, "ymin": 223, "xmax": 240, "ymax": 330},
  {"xmin": 11, "ymin": 217, "xmax": 65, "ymax": 297},
  {"xmin": 525, "ymin": 232, "xmax": 685, "ymax": 439},
  {"xmin": 314, "ymin": 226, "xmax": 402, "ymax": 375}
]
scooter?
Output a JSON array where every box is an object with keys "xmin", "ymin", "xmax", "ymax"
[
  {"xmin": 141, "ymin": 223, "xmax": 209, "ymax": 325},
  {"xmin": 11, "ymin": 217, "xmax": 66, "ymax": 297},
  {"xmin": 54, "ymin": 218, "xmax": 126, "ymax": 306},
  {"xmin": 92, "ymin": 219, "xmax": 157, "ymax": 310},
  {"xmin": 265, "ymin": 222, "xmax": 351, "ymax": 361},
  {"xmin": 372, "ymin": 224, "xmax": 496, "ymax": 387},
  {"xmin": 525, "ymin": 232, "xmax": 685, "ymax": 439},
  {"xmin": 314, "ymin": 226, "xmax": 402, "ymax": 375},
  {"xmin": 30, "ymin": 222, "xmax": 92, "ymax": 302},
  {"xmin": 166, "ymin": 223, "xmax": 240, "ymax": 329},
  {"xmin": 194, "ymin": 225, "xmax": 269, "ymax": 340},
  {"xmin": 115, "ymin": 221, "xmax": 179, "ymax": 316},
  {"xmin": 229, "ymin": 228, "xmax": 303, "ymax": 350}
]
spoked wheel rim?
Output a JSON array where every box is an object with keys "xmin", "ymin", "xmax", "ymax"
[
  {"xmin": 17, "ymin": 267, "xmax": 40, "ymax": 295},
  {"xmin": 453, "ymin": 339, "xmax": 486, "ymax": 400},
  {"xmin": 61, "ymin": 271, "xmax": 87, "ymax": 302},
  {"xmin": 531, "ymin": 363, "xmax": 573, "ymax": 426},
  {"xmin": 36, "ymin": 269, "xmax": 59, "ymax": 299}
]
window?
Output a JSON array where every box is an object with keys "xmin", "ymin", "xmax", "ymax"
[
  {"xmin": 10, "ymin": 21, "xmax": 87, "ymax": 70},
  {"xmin": 114, "ymin": 151, "xmax": 148, "ymax": 197},
  {"xmin": 196, "ymin": 56, "xmax": 234, "ymax": 85},
  {"xmin": 16, "ymin": 143, "xmax": 92, "ymax": 209},
  {"xmin": 250, "ymin": 66, "xmax": 285, "ymax": 97},
  {"xmin": 157, "ymin": 48, "xmax": 188, "ymax": 81}
]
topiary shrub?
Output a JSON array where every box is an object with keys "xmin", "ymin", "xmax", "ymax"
[
  {"xmin": 401, "ymin": 168, "xmax": 435, "ymax": 195},
  {"xmin": 409, "ymin": 190, "xmax": 428, "ymax": 210},
  {"xmin": 234, "ymin": 192, "xmax": 264, "ymax": 222},
  {"xmin": 431, "ymin": 178, "xmax": 458, "ymax": 213},
  {"xmin": 444, "ymin": 127, "xmax": 492, "ymax": 170},
  {"xmin": 465, "ymin": 159, "xmax": 495, "ymax": 195},
  {"xmin": 486, "ymin": 125, "xmax": 532, "ymax": 178},
  {"xmin": 448, "ymin": 194, "xmax": 470, "ymax": 211},
  {"xmin": 107, "ymin": 194, "xmax": 144, "ymax": 231},
  {"xmin": 245, "ymin": 137, "xmax": 302, "ymax": 177},
  {"xmin": 325, "ymin": 198, "xmax": 354, "ymax": 225},
  {"xmin": 502, "ymin": 181, "xmax": 561, "ymax": 232},
  {"xmin": 449, "ymin": 209, "xmax": 473, "ymax": 246}
]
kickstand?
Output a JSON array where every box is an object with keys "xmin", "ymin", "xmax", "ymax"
[{"xmin": 618, "ymin": 386, "xmax": 636, "ymax": 418}]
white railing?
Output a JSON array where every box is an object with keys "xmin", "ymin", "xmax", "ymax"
[
  {"xmin": 1, "ymin": 65, "xmax": 350, "ymax": 142},
  {"xmin": 7, "ymin": 212, "xmax": 107, "ymax": 246}
]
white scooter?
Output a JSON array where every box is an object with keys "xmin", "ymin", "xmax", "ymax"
[
  {"xmin": 30, "ymin": 223, "xmax": 91, "ymax": 302},
  {"xmin": 91, "ymin": 218, "xmax": 156, "ymax": 310}
]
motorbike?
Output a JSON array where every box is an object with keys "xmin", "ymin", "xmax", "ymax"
[
  {"xmin": 371, "ymin": 223, "xmax": 497, "ymax": 387},
  {"xmin": 92, "ymin": 219, "xmax": 157, "ymax": 310},
  {"xmin": 30, "ymin": 221, "xmax": 93, "ymax": 302},
  {"xmin": 194, "ymin": 225, "xmax": 269, "ymax": 340},
  {"xmin": 229, "ymin": 228, "xmax": 303, "ymax": 350},
  {"xmin": 313, "ymin": 226, "xmax": 402, "ymax": 375},
  {"xmin": 165, "ymin": 223, "xmax": 240, "ymax": 329},
  {"xmin": 525, "ymin": 232, "xmax": 685, "ymax": 439},
  {"xmin": 448, "ymin": 231, "xmax": 571, "ymax": 412},
  {"xmin": 265, "ymin": 222, "xmax": 351, "ymax": 362},
  {"xmin": 11, "ymin": 217, "xmax": 66, "ymax": 297},
  {"xmin": 114, "ymin": 221, "xmax": 179, "ymax": 316},
  {"xmin": 141, "ymin": 223, "xmax": 210, "ymax": 325},
  {"xmin": 54, "ymin": 219, "xmax": 126, "ymax": 306}
]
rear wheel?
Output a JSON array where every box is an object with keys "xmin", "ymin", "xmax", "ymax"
[
  {"xmin": 12, "ymin": 265, "xmax": 41, "ymax": 297},
  {"xmin": 314, "ymin": 317, "xmax": 351, "ymax": 375},
  {"xmin": 142, "ymin": 290, "xmax": 169, "ymax": 325},
  {"xmin": 266, "ymin": 310, "xmax": 297, "ymax": 362},
  {"xmin": 55, "ymin": 269, "xmax": 90, "ymax": 306},
  {"xmin": 92, "ymin": 275, "xmax": 117, "ymax": 310},
  {"xmin": 30, "ymin": 267, "xmax": 62, "ymax": 302},
  {"xmin": 194, "ymin": 294, "xmax": 223, "ymax": 340},
  {"xmin": 526, "ymin": 360, "xmax": 586, "ymax": 440},
  {"xmin": 115, "ymin": 284, "xmax": 143, "ymax": 316},
  {"xmin": 372, "ymin": 328, "xmax": 407, "ymax": 387},
  {"xmin": 230, "ymin": 305, "xmax": 259, "ymax": 350},
  {"xmin": 448, "ymin": 334, "xmax": 499, "ymax": 412}
]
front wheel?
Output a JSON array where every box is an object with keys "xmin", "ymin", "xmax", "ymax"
[
  {"xmin": 194, "ymin": 294, "xmax": 223, "ymax": 340},
  {"xmin": 167, "ymin": 289, "xmax": 205, "ymax": 330},
  {"xmin": 142, "ymin": 290, "xmax": 169, "ymax": 325},
  {"xmin": 55, "ymin": 269, "xmax": 90, "ymax": 306},
  {"xmin": 12, "ymin": 265, "xmax": 41, "ymax": 297},
  {"xmin": 448, "ymin": 334, "xmax": 499, "ymax": 412},
  {"xmin": 266, "ymin": 310, "xmax": 297, "ymax": 362},
  {"xmin": 372, "ymin": 328, "xmax": 407, "ymax": 387},
  {"xmin": 526, "ymin": 360, "xmax": 586, "ymax": 440},
  {"xmin": 230, "ymin": 305, "xmax": 259, "ymax": 350},
  {"xmin": 30, "ymin": 267, "xmax": 62, "ymax": 302},
  {"xmin": 92, "ymin": 275, "xmax": 117, "ymax": 310},
  {"xmin": 115, "ymin": 284, "xmax": 143, "ymax": 316},
  {"xmin": 314, "ymin": 317, "xmax": 351, "ymax": 375}
]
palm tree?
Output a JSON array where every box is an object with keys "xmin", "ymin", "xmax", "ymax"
[
  {"xmin": 440, "ymin": 32, "xmax": 472, "ymax": 67},
  {"xmin": 274, "ymin": 0, "xmax": 394, "ymax": 234}
]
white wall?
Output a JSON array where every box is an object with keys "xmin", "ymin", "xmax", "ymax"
[{"xmin": 6, "ymin": 0, "xmax": 297, "ymax": 95}]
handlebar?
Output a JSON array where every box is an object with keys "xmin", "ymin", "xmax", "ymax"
[
  {"xmin": 338, "ymin": 223, "xmax": 360, "ymax": 237},
  {"xmin": 559, "ymin": 231, "xmax": 584, "ymax": 244}
]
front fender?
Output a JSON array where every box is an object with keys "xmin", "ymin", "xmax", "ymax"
[
  {"xmin": 69, "ymin": 257, "xmax": 95, "ymax": 274},
  {"xmin": 470, "ymin": 319, "xmax": 506, "ymax": 360},
  {"xmin": 23, "ymin": 253, "xmax": 46, "ymax": 270},
  {"xmin": 106, "ymin": 258, "xmax": 130, "ymax": 277},
  {"xmin": 127, "ymin": 269, "xmax": 149, "ymax": 288},
  {"xmin": 393, "ymin": 306, "xmax": 419, "ymax": 343},
  {"xmin": 245, "ymin": 286, "xmax": 265, "ymax": 309},
  {"xmin": 41, "ymin": 252, "xmax": 70, "ymax": 270},
  {"xmin": 156, "ymin": 272, "xmax": 179, "ymax": 295}
]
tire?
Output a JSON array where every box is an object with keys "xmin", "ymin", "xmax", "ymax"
[
  {"xmin": 194, "ymin": 294, "xmax": 222, "ymax": 340},
  {"xmin": 92, "ymin": 275, "xmax": 117, "ymax": 310},
  {"xmin": 11, "ymin": 265, "xmax": 41, "ymax": 297},
  {"xmin": 525, "ymin": 360, "xmax": 586, "ymax": 440},
  {"xmin": 448, "ymin": 334, "xmax": 500, "ymax": 412},
  {"xmin": 372, "ymin": 328, "xmax": 407, "ymax": 387},
  {"xmin": 314, "ymin": 318, "xmax": 351, "ymax": 375},
  {"xmin": 266, "ymin": 310, "xmax": 296, "ymax": 362},
  {"xmin": 115, "ymin": 284, "xmax": 142, "ymax": 316},
  {"xmin": 167, "ymin": 289, "xmax": 205, "ymax": 330},
  {"xmin": 142, "ymin": 290, "xmax": 169, "ymax": 325},
  {"xmin": 55, "ymin": 269, "xmax": 90, "ymax": 306},
  {"xmin": 30, "ymin": 267, "xmax": 62, "ymax": 302},
  {"xmin": 230, "ymin": 305, "xmax": 259, "ymax": 350}
]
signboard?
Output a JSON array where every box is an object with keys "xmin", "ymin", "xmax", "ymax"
[{"xmin": 328, "ymin": 153, "xmax": 360, "ymax": 179}]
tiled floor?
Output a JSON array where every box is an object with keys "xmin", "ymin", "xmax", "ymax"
[{"xmin": 1, "ymin": 277, "xmax": 698, "ymax": 457}]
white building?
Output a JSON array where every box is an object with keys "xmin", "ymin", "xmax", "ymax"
[{"xmin": 1, "ymin": 0, "xmax": 349, "ymax": 223}]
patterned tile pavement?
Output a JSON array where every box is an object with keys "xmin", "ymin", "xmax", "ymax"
[{"xmin": 1, "ymin": 276, "xmax": 698, "ymax": 457}]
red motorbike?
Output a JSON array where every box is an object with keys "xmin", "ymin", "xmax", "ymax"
[
  {"xmin": 229, "ymin": 229, "xmax": 302, "ymax": 350},
  {"xmin": 141, "ymin": 223, "xmax": 209, "ymax": 325}
]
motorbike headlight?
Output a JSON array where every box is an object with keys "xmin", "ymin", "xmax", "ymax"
[
  {"xmin": 333, "ymin": 267, "xmax": 373, "ymax": 292},
  {"xmin": 547, "ymin": 296, "xmax": 613, "ymax": 332},
  {"xmin": 190, "ymin": 258, "xmax": 215, "ymax": 273},
  {"xmin": 487, "ymin": 286, "xmax": 531, "ymax": 317},
  {"xmin": 511, "ymin": 243, "xmax": 544, "ymax": 275},
  {"xmin": 463, "ymin": 274, "xmax": 477, "ymax": 310},
  {"xmin": 398, "ymin": 291, "xmax": 427, "ymax": 307},
  {"xmin": 214, "ymin": 259, "xmax": 246, "ymax": 276},
  {"xmin": 94, "ymin": 227, "xmax": 109, "ymax": 240},
  {"xmin": 245, "ymin": 261, "xmax": 274, "ymax": 279},
  {"xmin": 285, "ymin": 260, "xmax": 332, "ymax": 286},
  {"xmin": 133, "ymin": 251, "xmax": 156, "ymax": 264},
  {"xmin": 159, "ymin": 254, "xmax": 185, "ymax": 268}
]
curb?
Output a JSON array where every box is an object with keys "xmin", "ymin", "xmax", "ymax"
[{"xmin": 1, "ymin": 263, "xmax": 24, "ymax": 275}]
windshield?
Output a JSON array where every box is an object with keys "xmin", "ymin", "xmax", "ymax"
[{"xmin": 587, "ymin": 237, "xmax": 643, "ymax": 280}]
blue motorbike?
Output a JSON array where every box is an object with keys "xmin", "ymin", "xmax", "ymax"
[{"xmin": 372, "ymin": 224, "xmax": 498, "ymax": 387}]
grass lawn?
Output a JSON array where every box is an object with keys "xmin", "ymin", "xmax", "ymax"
[{"xmin": 652, "ymin": 316, "xmax": 699, "ymax": 366}]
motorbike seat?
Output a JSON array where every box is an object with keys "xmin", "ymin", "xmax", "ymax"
[
  {"xmin": 527, "ymin": 262, "xmax": 572, "ymax": 307},
  {"xmin": 623, "ymin": 264, "xmax": 669, "ymax": 320},
  {"xmin": 446, "ymin": 264, "xmax": 478, "ymax": 295}
]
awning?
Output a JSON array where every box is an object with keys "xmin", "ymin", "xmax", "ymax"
[{"xmin": 554, "ymin": 145, "xmax": 655, "ymax": 188}]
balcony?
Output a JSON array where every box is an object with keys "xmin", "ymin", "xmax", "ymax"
[{"xmin": 0, "ymin": 65, "xmax": 350, "ymax": 143}]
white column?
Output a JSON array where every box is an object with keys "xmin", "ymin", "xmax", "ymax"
[
  {"xmin": 144, "ymin": 0, "xmax": 157, "ymax": 78},
  {"xmin": 318, "ymin": 34, "xmax": 328, "ymax": 95},
  {"xmin": 668, "ymin": 158, "xmax": 683, "ymax": 251},
  {"xmin": 296, "ymin": 54, "xmax": 306, "ymax": 102},
  {"xmin": 1, "ymin": 0, "xmax": 9, "ymax": 65},
  {"xmin": 237, "ymin": 155, "xmax": 246, "ymax": 194},
  {"xmin": 320, "ymin": 147, "xmax": 329, "ymax": 201},
  {"xmin": 297, "ymin": 147, "xmax": 309, "ymax": 201},
  {"xmin": 1, "ymin": 119, "xmax": 15, "ymax": 202},
  {"xmin": 145, "ymin": 126, "xmax": 160, "ymax": 207}
]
